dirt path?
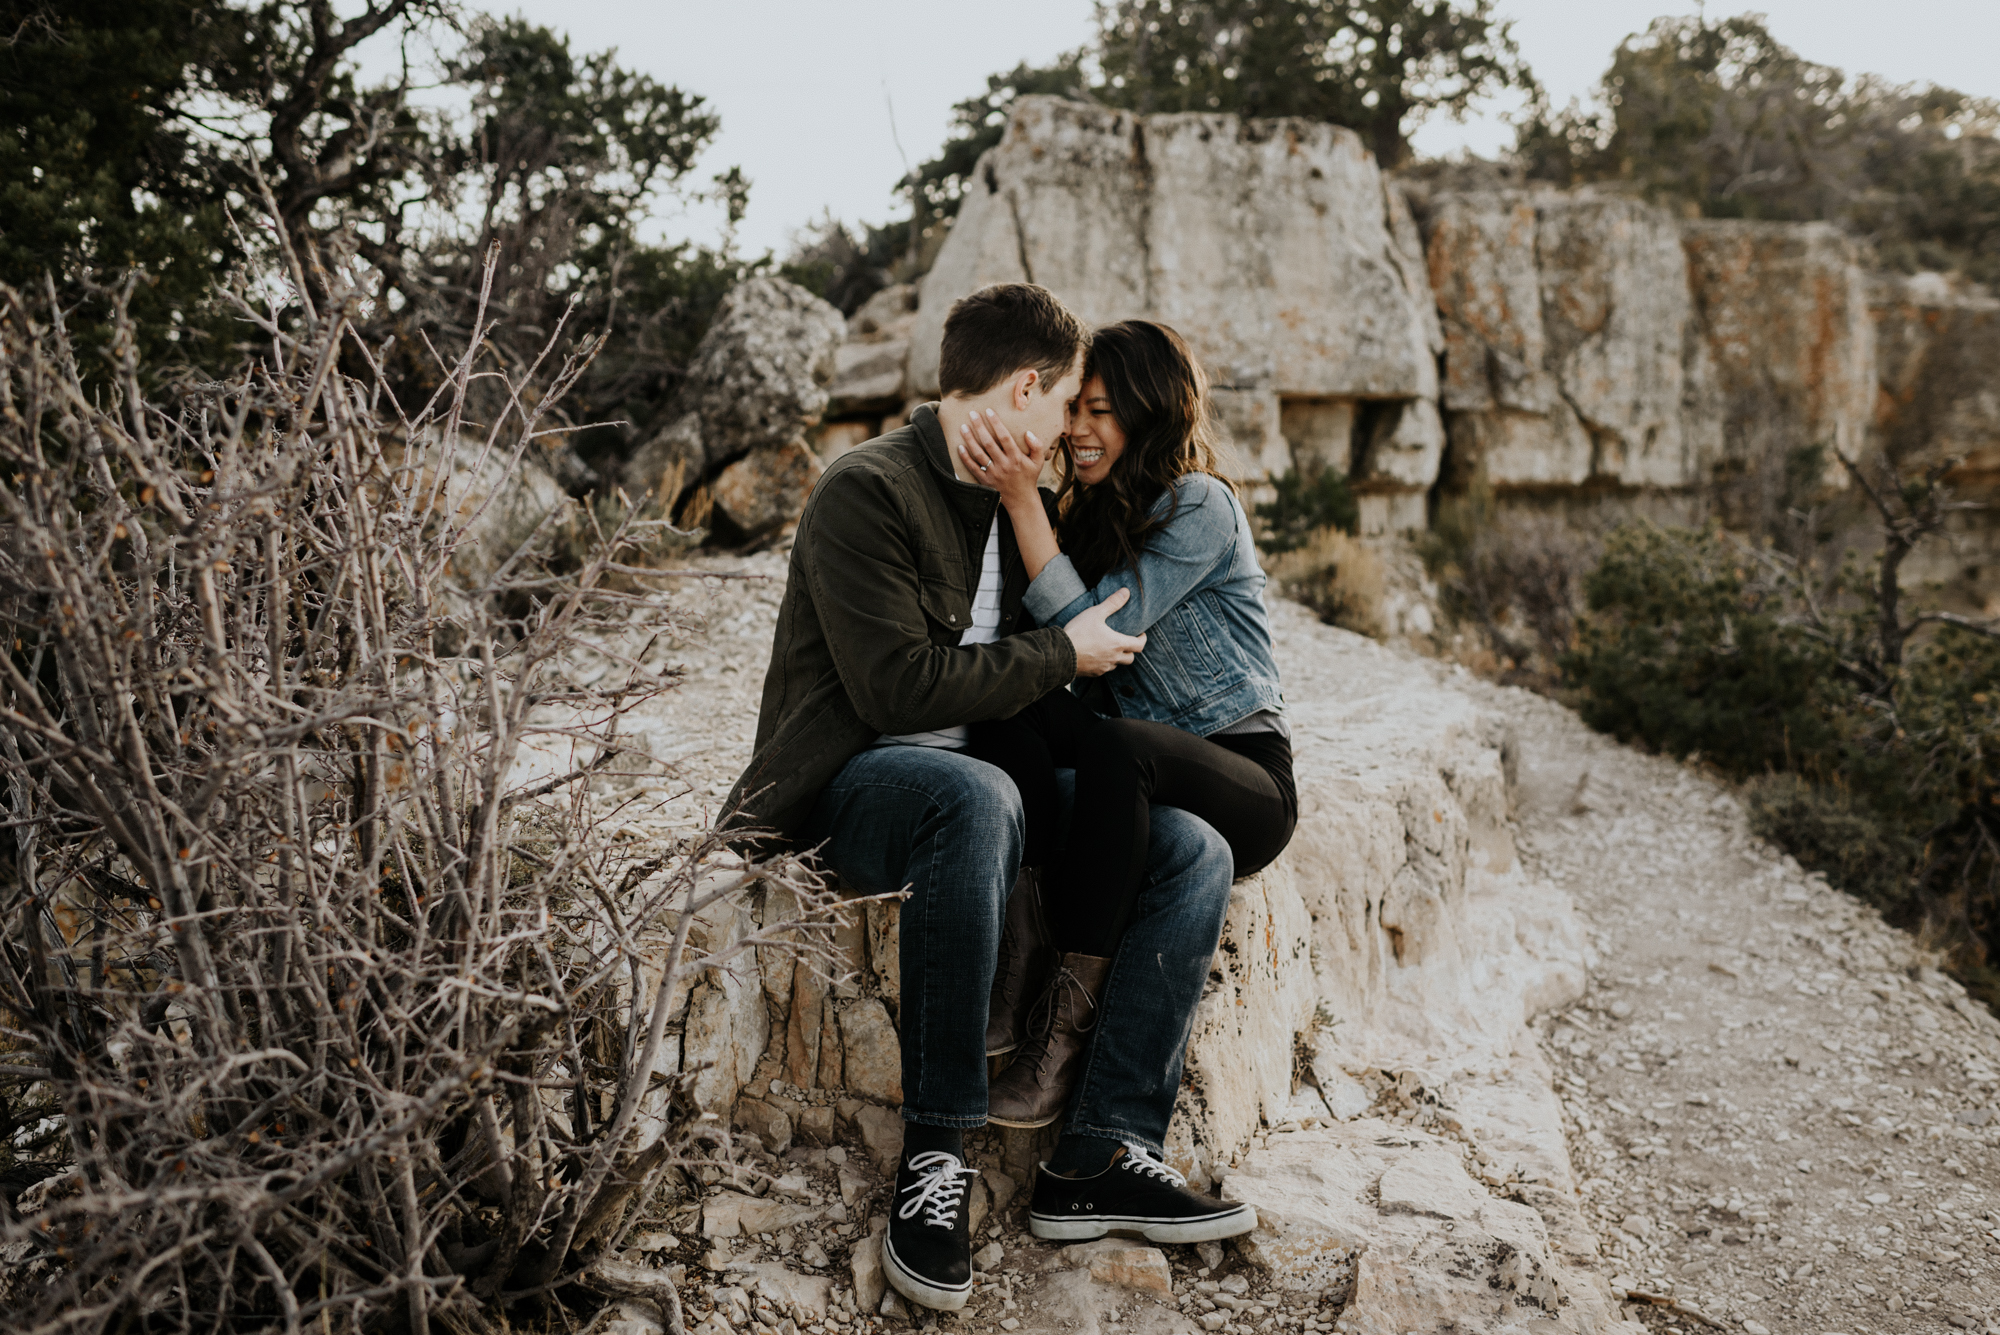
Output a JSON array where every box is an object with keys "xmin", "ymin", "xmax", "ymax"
[{"xmin": 1469, "ymin": 680, "xmax": 2000, "ymax": 1335}]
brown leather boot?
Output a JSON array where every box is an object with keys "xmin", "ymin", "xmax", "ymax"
[
  {"xmin": 985, "ymin": 869, "xmax": 1052, "ymax": 1056},
  {"xmin": 986, "ymin": 952, "xmax": 1112, "ymax": 1128}
]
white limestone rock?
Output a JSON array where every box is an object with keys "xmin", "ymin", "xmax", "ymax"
[
  {"xmin": 908, "ymin": 96, "xmax": 1440, "ymax": 455},
  {"xmin": 702, "ymin": 1192, "xmax": 822, "ymax": 1240},
  {"xmin": 1082, "ymin": 1243, "xmax": 1174, "ymax": 1296},
  {"xmin": 826, "ymin": 284, "xmax": 920, "ymax": 414},
  {"xmin": 848, "ymin": 1231, "xmax": 886, "ymax": 1314},
  {"xmin": 1153, "ymin": 603, "xmax": 1592, "ymax": 1189},
  {"xmin": 1005, "ymin": 1267, "xmax": 1198, "ymax": 1335},
  {"xmin": 679, "ymin": 911, "xmax": 770, "ymax": 1114},
  {"xmin": 835, "ymin": 999, "xmax": 902, "ymax": 1107},
  {"xmin": 1223, "ymin": 1120, "xmax": 1640, "ymax": 1335},
  {"xmin": 728, "ymin": 1261, "xmax": 834, "ymax": 1320},
  {"xmin": 1167, "ymin": 866, "xmax": 1317, "ymax": 1184}
]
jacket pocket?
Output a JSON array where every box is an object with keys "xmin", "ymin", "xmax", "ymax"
[
  {"xmin": 1170, "ymin": 596, "xmax": 1228, "ymax": 680},
  {"xmin": 916, "ymin": 551, "xmax": 969, "ymax": 641}
]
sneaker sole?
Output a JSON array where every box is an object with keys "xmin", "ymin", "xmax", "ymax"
[
  {"xmin": 1028, "ymin": 1201, "xmax": 1257, "ymax": 1244},
  {"xmin": 882, "ymin": 1235, "xmax": 972, "ymax": 1312}
]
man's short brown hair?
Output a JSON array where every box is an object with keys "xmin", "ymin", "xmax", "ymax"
[{"xmin": 937, "ymin": 283, "xmax": 1088, "ymax": 398}]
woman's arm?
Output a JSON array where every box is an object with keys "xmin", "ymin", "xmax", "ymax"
[
  {"xmin": 1023, "ymin": 475, "xmax": 1240, "ymax": 636},
  {"xmin": 959, "ymin": 418, "xmax": 1241, "ymax": 636},
  {"xmin": 957, "ymin": 409, "xmax": 1060, "ymax": 580}
]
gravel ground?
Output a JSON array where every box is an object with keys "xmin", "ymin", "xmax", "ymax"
[{"xmin": 1474, "ymin": 681, "xmax": 2000, "ymax": 1335}]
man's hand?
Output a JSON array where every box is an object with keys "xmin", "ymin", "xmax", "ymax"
[{"xmin": 1064, "ymin": 587, "xmax": 1146, "ymax": 677}]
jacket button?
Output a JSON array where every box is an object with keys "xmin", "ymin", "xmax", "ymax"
[{"xmin": 948, "ymin": 613, "xmax": 957, "ymax": 622}]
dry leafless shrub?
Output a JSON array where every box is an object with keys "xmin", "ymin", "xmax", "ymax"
[
  {"xmin": 0, "ymin": 248, "xmax": 833, "ymax": 1334},
  {"xmin": 1266, "ymin": 526, "xmax": 1387, "ymax": 638}
]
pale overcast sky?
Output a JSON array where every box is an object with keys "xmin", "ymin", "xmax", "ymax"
[{"xmin": 486, "ymin": 0, "xmax": 2000, "ymax": 258}]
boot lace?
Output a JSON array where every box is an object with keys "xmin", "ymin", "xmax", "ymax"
[
  {"xmin": 992, "ymin": 921, "xmax": 1021, "ymax": 1005},
  {"xmin": 992, "ymin": 872, "xmax": 1041, "ymax": 1006},
  {"xmin": 1021, "ymin": 965, "xmax": 1100, "ymax": 1078},
  {"xmin": 897, "ymin": 1151, "xmax": 973, "ymax": 1229},
  {"xmin": 1117, "ymin": 1143, "xmax": 1188, "ymax": 1187}
]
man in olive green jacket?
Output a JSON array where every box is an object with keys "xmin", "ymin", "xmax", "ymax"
[{"xmin": 725, "ymin": 286, "xmax": 1237, "ymax": 1311}]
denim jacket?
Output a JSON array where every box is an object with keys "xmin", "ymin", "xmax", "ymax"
[{"xmin": 1022, "ymin": 473, "xmax": 1284, "ymax": 737}]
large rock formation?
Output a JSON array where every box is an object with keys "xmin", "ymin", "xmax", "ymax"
[
  {"xmin": 629, "ymin": 276, "xmax": 844, "ymax": 538},
  {"xmin": 901, "ymin": 96, "xmax": 1444, "ymax": 532},
  {"xmin": 1190, "ymin": 606, "xmax": 1631, "ymax": 1335},
  {"xmin": 784, "ymin": 101, "xmax": 1997, "ymax": 579},
  {"xmin": 786, "ymin": 99, "xmax": 2000, "ymax": 569},
  {"xmin": 1421, "ymin": 190, "xmax": 1721, "ymax": 492},
  {"xmin": 907, "ymin": 98, "xmax": 1440, "ymax": 401}
]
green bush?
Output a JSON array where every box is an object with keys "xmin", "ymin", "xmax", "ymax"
[
  {"xmin": 1568, "ymin": 521, "xmax": 2000, "ymax": 1003},
  {"xmin": 1745, "ymin": 774, "xmax": 1919, "ymax": 914},
  {"xmin": 1562, "ymin": 522, "xmax": 1842, "ymax": 774},
  {"xmin": 1255, "ymin": 467, "xmax": 1359, "ymax": 554}
]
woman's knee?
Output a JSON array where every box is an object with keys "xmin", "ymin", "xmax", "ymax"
[{"xmin": 1080, "ymin": 719, "xmax": 1158, "ymax": 781}]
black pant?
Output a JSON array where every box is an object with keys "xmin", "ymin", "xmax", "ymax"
[{"xmin": 968, "ymin": 688, "xmax": 1298, "ymax": 956}]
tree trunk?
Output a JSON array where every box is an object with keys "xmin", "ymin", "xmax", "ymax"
[
  {"xmin": 1879, "ymin": 531, "xmax": 1911, "ymax": 671},
  {"xmin": 1369, "ymin": 106, "xmax": 1408, "ymax": 169}
]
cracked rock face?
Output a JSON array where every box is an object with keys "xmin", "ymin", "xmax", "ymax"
[
  {"xmin": 1868, "ymin": 272, "xmax": 2000, "ymax": 591},
  {"xmin": 1421, "ymin": 189, "xmax": 1721, "ymax": 492}
]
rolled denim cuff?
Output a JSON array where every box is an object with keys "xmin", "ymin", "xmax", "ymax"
[
  {"xmin": 899, "ymin": 1108, "xmax": 995, "ymax": 1130},
  {"xmin": 1062, "ymin": 1119, "xmax": 1163, "ymax": 1158},
  {"xmin": 1024, "ymin": 554, "xmax": 1092, "ymax": 626}
]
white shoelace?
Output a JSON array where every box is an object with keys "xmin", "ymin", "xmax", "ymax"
[
  {"xmin": 898, "ymin": 1151, "xmax": 974, "ymax": 1228},
  {"xmin": 1118, "ymin": 1142, "xmax": 1188, "ymax": 1187}
]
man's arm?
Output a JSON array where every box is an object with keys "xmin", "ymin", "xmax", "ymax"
[{"xmin": 800, "ymin": 467, "xmax": 1078, "ymax": 736}]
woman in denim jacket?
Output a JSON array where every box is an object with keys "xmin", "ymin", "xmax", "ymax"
[{"xmin": 953, "ymin": 320, "xmax": 1297, "ymax": 1148}]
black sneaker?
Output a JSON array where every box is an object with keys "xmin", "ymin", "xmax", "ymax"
[
  {"xmin": 882, "ymin": 1150, "xmax": 975, "ymax": 1311},
  {"xmin": 1028, "ymin": 1143, "xmax": 1256, "ymax": 1244}
]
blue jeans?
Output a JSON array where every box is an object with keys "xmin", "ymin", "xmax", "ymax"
[{"xmin": 803, "ymin": 745, "xmax": 1233, "ymax": 1152}]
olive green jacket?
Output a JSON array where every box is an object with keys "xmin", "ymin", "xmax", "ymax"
[{"xmin": 725, "ymin": 404, "xmax": 1077, "ymax": 843}]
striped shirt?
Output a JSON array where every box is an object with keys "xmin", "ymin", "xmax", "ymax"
[{"xmin": 877, "ymin": 515, "xmax": 1004, "ymax": 750}]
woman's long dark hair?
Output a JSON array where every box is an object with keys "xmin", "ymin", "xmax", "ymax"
[{"xmin": 1054, "ymin": 320, "xmax": 1230, "ymax": 585}]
